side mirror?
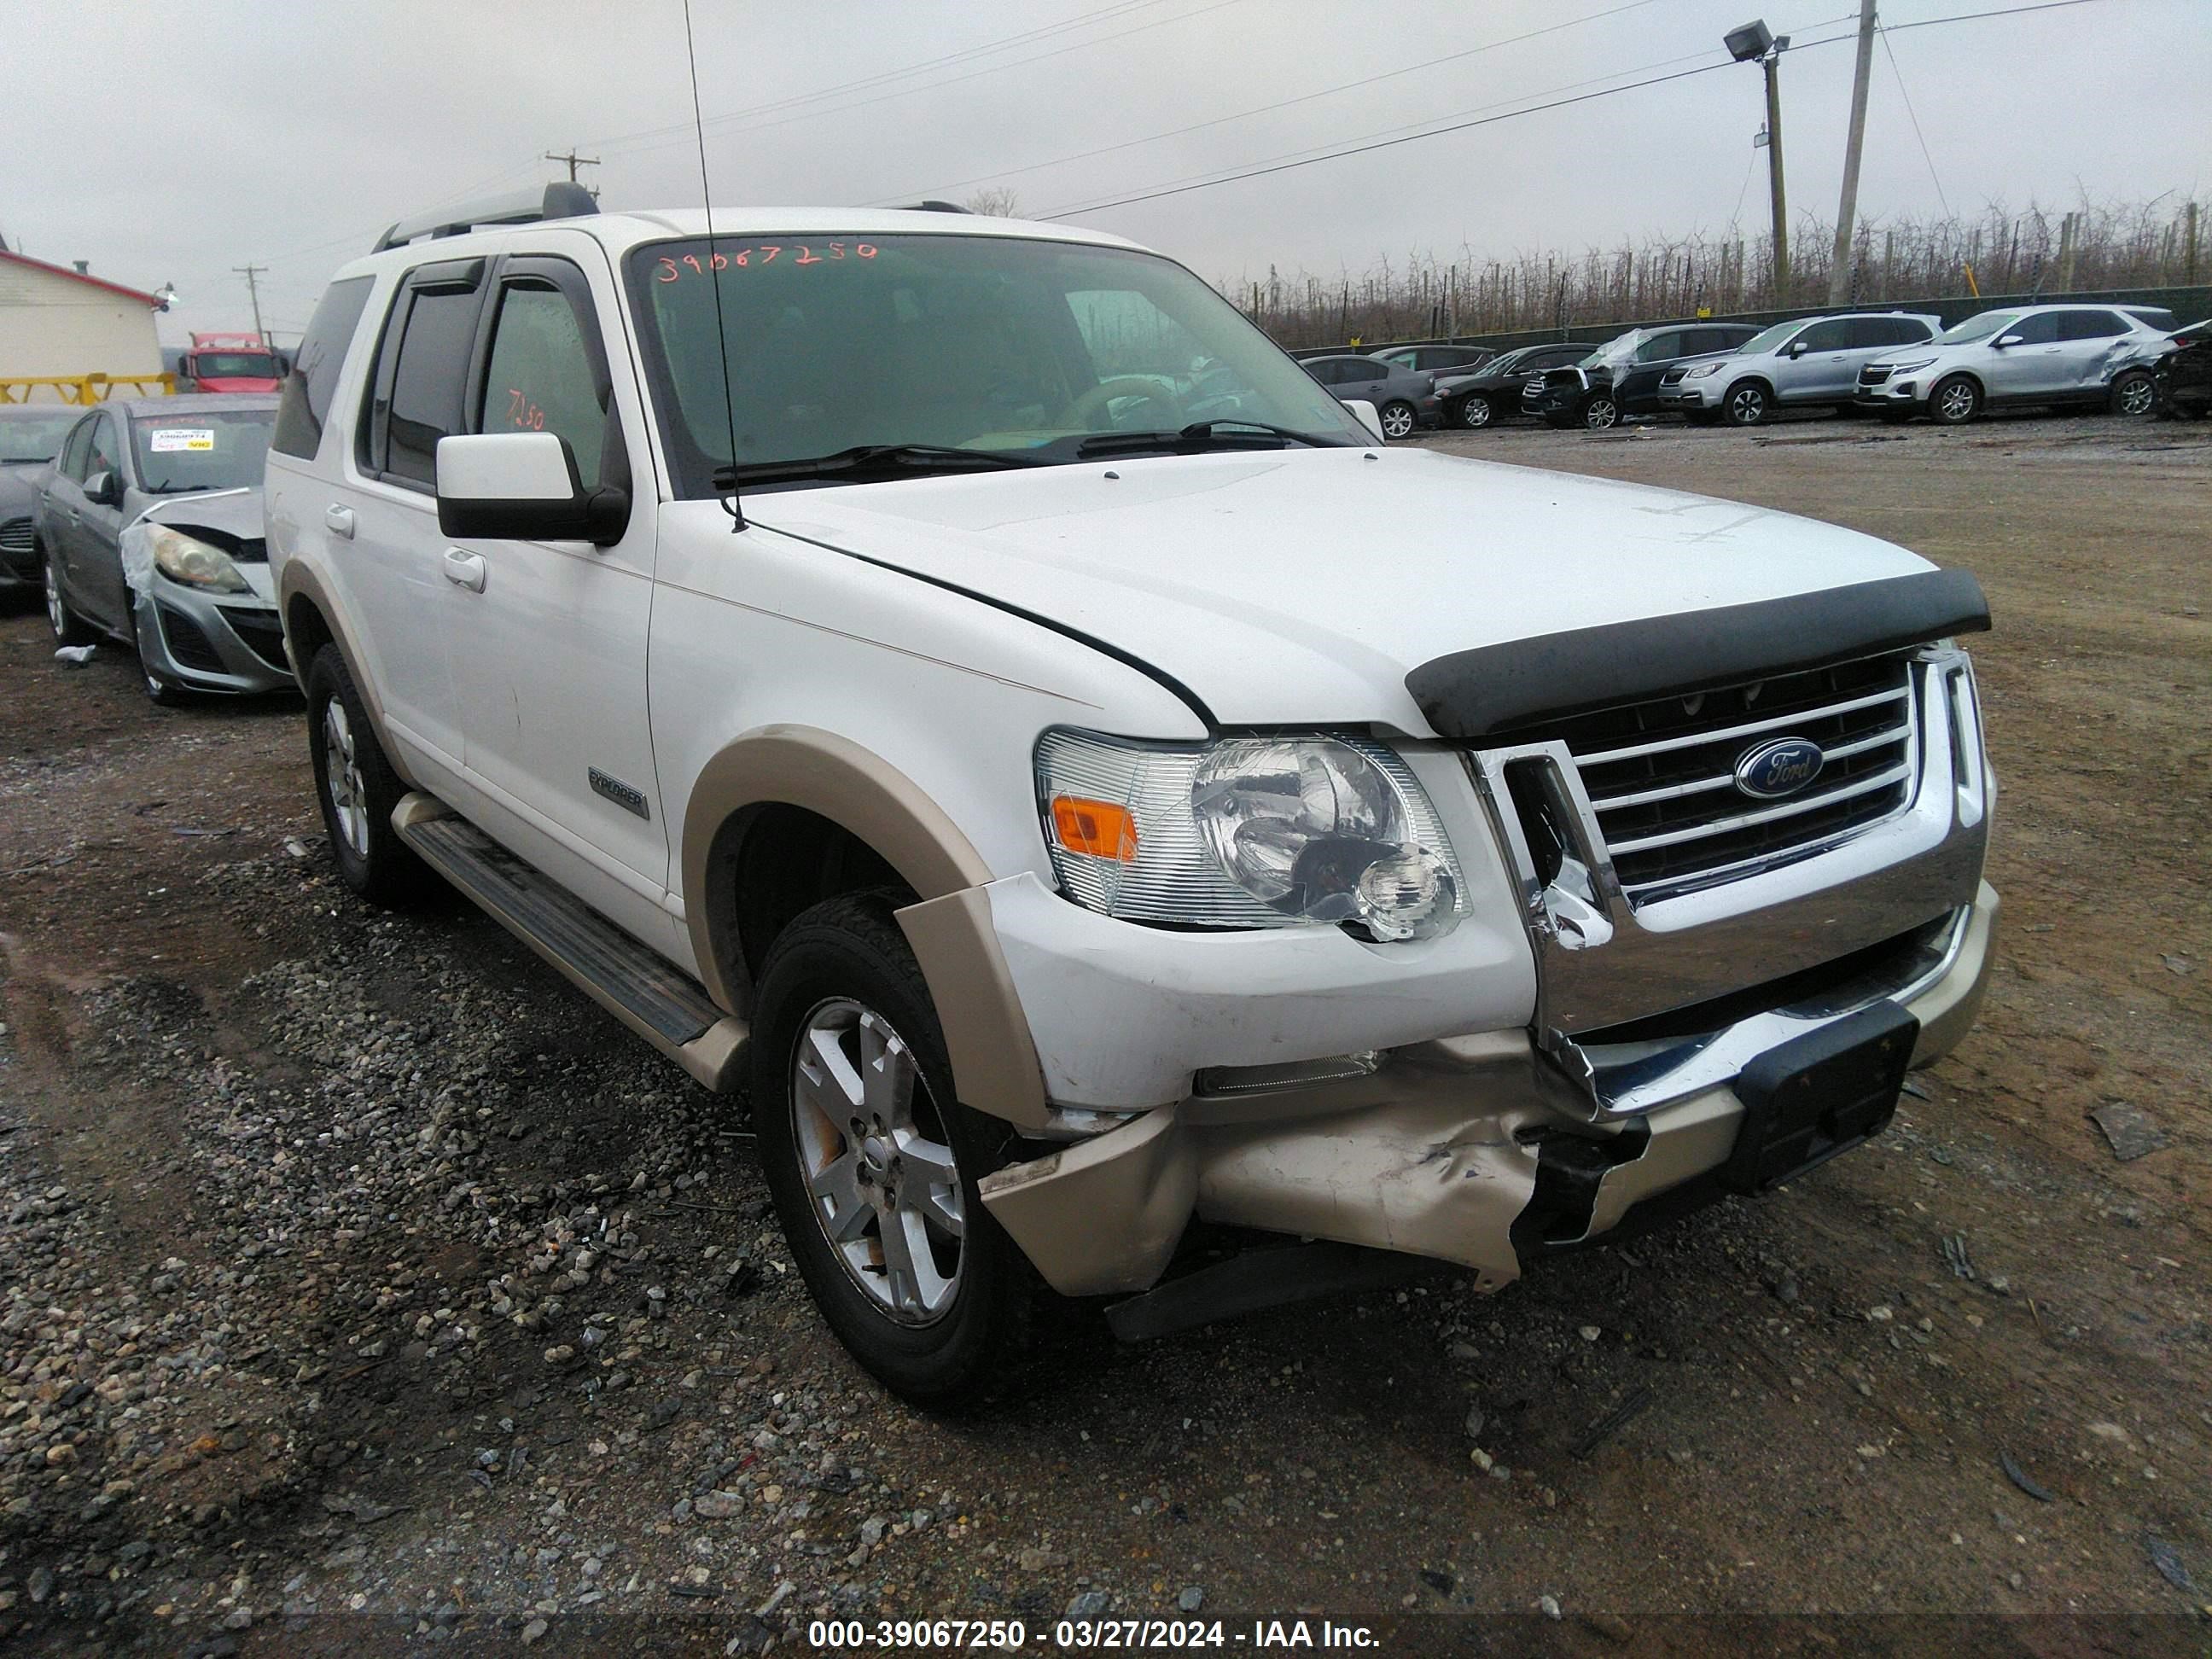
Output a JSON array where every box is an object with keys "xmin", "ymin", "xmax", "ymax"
[
  {"xmin": 1342, "ymin": 399, "xmax": 1387, "ymax": 443},
  {"xmin": 435, "ymin": 432, "xmax": 627, "ymax": 547},
  {"xmin": 1992, "ymin": 335, "xmax": 2023, "ymax": 350},
  {"xmin": 84, "ymin": 470, "xmax": 122, "ymax": 507},
  {"xmin": 1783, "ymin": 341, "xmax": 1807, "ymax": 358}
]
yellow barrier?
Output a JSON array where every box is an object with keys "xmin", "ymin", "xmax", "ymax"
[{"xmin": 0, "ymin": 374, "xmax": 178, "ymax": 405}]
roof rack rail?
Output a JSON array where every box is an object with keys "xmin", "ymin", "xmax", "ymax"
[
  {"xmin": 374, "ymin": 182, "xmax": 599, "ymax": 254},
  {"xmin": 903, "ymin": 200, "xmax": 969, "ymax": 214}
]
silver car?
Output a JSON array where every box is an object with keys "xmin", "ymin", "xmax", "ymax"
[
  {"xmin": 1661, "ymin": 311, "xmax": 1941, "ymax": 426},
  {"xmin": 36, "ymin": 395, "xmax": 293, "ymax": 702},
  {"xmin": 1853, "ymin": 304, "xmax": 2170, "ymax": 425}
]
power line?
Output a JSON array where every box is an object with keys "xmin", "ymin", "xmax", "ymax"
[
  {"xmin": 593, "ymin": 0, "xmax": 1250, "ymax": 162},
  {"xmin": 1880, "ymin": 29, "xmax": 1953, "ymax": 218},
  {"xmin": 1039, "ymin": 0, "xmax": 2116, "ymax": 220},
  {"xmin": 875, "ymin": 0, "xmax": 1674, "ymax": 206}
]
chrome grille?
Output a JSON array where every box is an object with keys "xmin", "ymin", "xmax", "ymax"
[
  {"xmin": 1859, "ymin": 364, "xmax": 1894, "ymax": 386},
  {"xmin": 1549, "ymin": 654, "xmax": 1921, "ymax": 905}
]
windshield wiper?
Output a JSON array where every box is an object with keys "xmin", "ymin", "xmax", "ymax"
[
  {"xmin": 715, "ymin": 444, "xmax": 1045, "ymax": 488},
  {"xmin": 1074, "ymin": 419, "xmax": 1336, "ymax": 459}
]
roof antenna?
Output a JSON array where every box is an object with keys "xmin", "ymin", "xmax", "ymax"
[{"xmin": 682, "ymin": 0, "xmax": 745, "ymax": 531}]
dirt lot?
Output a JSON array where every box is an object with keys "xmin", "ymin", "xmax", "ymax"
[{"xmin": 1, "ymin": 409, "xmax": 2208, "ymax": 1656}]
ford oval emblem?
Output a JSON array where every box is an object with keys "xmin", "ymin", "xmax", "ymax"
[{"xmin": 1735, "ymin": 736, "xmax": 1825, "ymax": 800}]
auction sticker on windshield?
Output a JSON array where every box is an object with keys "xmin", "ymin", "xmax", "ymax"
[{"xmin": 148, "ymin": 428, "xmax": 216, "ymax": 452}]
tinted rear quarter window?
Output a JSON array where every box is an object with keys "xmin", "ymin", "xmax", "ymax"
[{"xmin": 272, "ymin": 276, "xmax": 375, "ymax": 461}]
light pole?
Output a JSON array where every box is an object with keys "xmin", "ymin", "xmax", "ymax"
[{"xmin": 1726, "ymin": 20, "xmax": 1791, "ymax": 300}]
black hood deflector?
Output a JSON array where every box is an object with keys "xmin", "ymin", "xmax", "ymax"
[{"xmin": 1406, "ymin": 567, "xmax": 1990, "ymax": 742}]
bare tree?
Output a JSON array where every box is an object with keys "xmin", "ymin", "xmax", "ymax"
[{"xmin": 963, "ymin": 187, "xmax": 1023, "ymax": 218}]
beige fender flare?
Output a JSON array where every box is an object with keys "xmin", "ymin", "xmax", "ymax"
[{"xmin": 678, "ymin": 726, "xmax": 1050, "ymax": 1130}]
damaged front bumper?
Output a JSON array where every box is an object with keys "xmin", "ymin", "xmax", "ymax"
[{"xmin": 980, "ymin": 882, "xmax": 1997, "ymax": 1301}]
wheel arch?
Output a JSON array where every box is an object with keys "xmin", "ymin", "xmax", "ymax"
[
  {"xmin": 681, "ymin": 726, "xmax": 1050, "ymax": 1130},
  {"xmin": 277, "ymin": 562, "xmax": 416, "ymax": 789}
]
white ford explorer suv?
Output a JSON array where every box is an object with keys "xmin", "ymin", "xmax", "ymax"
[{"xmin": 265, "ymin": 186, "xmax": 1998, "ymax": 1400}]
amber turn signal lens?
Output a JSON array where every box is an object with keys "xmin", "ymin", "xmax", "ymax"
[{"xmin": 1050, "ymin": 795, "xmax": 1139, "ymax": 863}]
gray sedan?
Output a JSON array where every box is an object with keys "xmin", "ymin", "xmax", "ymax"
[
  {"xmin": 1298, "ymin": 354, "xmax": 1441, "ymax": 438},
  {"xmin": 1, "ymin": 406, "xmax": 82, "ymax": 597},
  {"xmin": 36, "ymin": 394, "xmax": 293, "ymax": 702}
]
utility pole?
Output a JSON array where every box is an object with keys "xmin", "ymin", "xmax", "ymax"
[
  {"xmin": 544, "ymin": 148, "xmax": 602, "ymax": 201},
  {"xmin": 1826, "ymin": 0, "xmax": 1877, "ymax": 305},
  {"xmin": 233, "ymin": 264, "xmax": 268, "ymax": 342},
  {"xmin": 1726, "ymin": 23, "xmax": 1791, "ymax": 300},
  {"xmin": 1762, "ymin": 50, "xmax": 1790, "ymax": 299}
]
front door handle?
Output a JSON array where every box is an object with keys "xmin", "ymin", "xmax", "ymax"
[
  {"xmin": 442, "ymin": 548, "xmax": 488, "ymax": 593},
  {"xmin": 324, "ymin": 504, "xmax": 356, "ymax": 539}
]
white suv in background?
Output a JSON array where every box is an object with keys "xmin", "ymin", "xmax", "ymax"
[
  {"xmin": 1854, "ymin": 303, "xmax": 2169, "ymax": 424},
  {"xmin": 1660, "ymin": 311, "xmax": 1941, "ymax": 426},
  {"xmin": 265, "ymin": 186, "xmax": 1999, "ymax": 1400}
]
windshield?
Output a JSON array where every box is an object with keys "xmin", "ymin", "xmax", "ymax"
[
  {"xmin": 1939, "ymin": 311, "xmax": 2020, "ymax": 345},
  {"xmin": 0, "ymin": 410, "xmax": 79, "ymax": 464},
  {"xmin": 195, "ymin": 352, "xmax": 279, "ymax": 379},
  {"xmin": 626, "ymin": 233, "xmax": 1365, "ymax": 492},
  {"xmin": 130, "ymin": 406, "xmax": 276, "ymax": 493},
  {"xmin": 1738, "ymin": 320, "xmax": 1802, "ymax": 355}
]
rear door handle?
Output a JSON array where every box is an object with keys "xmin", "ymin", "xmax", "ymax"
[
  {"xmin": 324, "ymin": 504, "xmax": 355, "ymax": 539},
  {"xmin": 442, "ymin": 548, "xmax": 487, "ymax": 593}
]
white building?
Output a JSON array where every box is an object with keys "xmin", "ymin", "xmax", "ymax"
[{"xmin": 0, "ymin": 249, "xmax": 166, "ymax": 381}]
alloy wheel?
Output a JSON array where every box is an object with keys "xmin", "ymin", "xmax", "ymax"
[
  {"xmin": 321, "ymin": 698, "xmax": 370, "ymax": 859},
  {"xmin": 1460, "ymin": 397, "xmax": 1492, "ymax": 429},
  {"xmin": 1379, "ymin": 402, "xmax": 1416, "ymax": 439},
  {"xmin": 1727, "ymin": 385, "xmax": 1767, "ymax": 426},
  {"xmin": 2114, "ymin": 374, "xmax": 2156, "ymax": 417},
  {"xmin": 789, "ymin": 998, "xmax": 965, "ymax": 1326},
  {"xmin": 1583, "ymin": 397, "xmax": 1618, "ymax": 431},
  {"xmin": 44, "ymin": 559, "xmax": 65, "ymax": 640},
  {"xmin": 1935, "ymin": 379, "xmax": 1978, "ymax": 423}
]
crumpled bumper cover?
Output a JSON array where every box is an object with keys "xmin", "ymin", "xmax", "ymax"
[{"xmin": 980, "ymin": 882, "xmax": 1997, "ymax": 1299}]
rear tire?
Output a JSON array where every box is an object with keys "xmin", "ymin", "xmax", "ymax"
[
  {"xmin": 305, "ymin": 643, "xmax": 425, "ymax": 906},
  {"xmin": 2108, "ymin": 369, "xmax": 2157, "ymax": 418},
  {"xmin": 1930, "ymin": 375, "xmax": 1982, "ymax": 425},
  {"xmin": 42, "ymin": 546, "xmax": 95, "ymax": 648},
  {"xmin": 1377, "ymin": 400, "xmax": 1417, "ymax": 440},
  {"xmin": 751, "ymin": 892, "xmax": 1036, "ymax": 1406}
]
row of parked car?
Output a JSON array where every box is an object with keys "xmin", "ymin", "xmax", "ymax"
[{"xmin": 1300, "ymin": 303, "xmax": 2211, "ymax": 433}]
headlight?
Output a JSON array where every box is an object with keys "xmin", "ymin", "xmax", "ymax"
[
  {"xmin": 1036, "ymin": 731, "xmax": 1464, "ymax": 942},
  {"xmin": 1684, "ymin": 362, "xmax": 1726, "ymax": 380},
  {"xmin": 148, "ymin": 525, "xmax": 249, "ymax": 592},
  {"xmin": 1884, "ymin": 357, "xmax": 1937, "ymax": 375}
]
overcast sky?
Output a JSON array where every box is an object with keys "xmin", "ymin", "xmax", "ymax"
[{"xmin": 6, "ymin": 0, "xmax": 2206, "ymax": 346}]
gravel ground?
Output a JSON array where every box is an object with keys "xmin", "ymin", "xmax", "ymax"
[{"xmin": 0, "ymin": 407, "xmax": 2208, "ymax": 1656}]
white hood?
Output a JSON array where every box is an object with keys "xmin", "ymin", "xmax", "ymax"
[{"xmin": 745, "ymin": 446, "xmax": 1933, "ymax": 732}]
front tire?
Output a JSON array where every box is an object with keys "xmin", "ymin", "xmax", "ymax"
[
  {"xmin": 1724, "ymin": 381, "xmax": 1770, "ymax": 427},
  {"xmin": 1930, "ymin": 375, "xmax": 1982, "ymax": 425},
  {"xmin": 1377, "ymin": 400, "xmax": 1417, "ymax": 440},
  {"xmin": 1457, "ymin": 395, "xmax": 1493, "ymax": 430},
  {"xmin": 751, "ymin": 893, "xmax": 1034, "ymax": 1405},
  {"xmin": 129, "ymin": 604, "xmax": 188, "ymax": 707},
  {"xmin": 305, "ymin": 643, "xmax": 424, "ymax": 905},
  {"xmin": 43, "ymin": 546, "xmax": 95, "ymax": 648},
  {"xmin": 1580, "ymin": 394, "xmax": 1620, "ymax": 431},
  {"xmin": 2108, "ymin": 369, "xmax": 2157, "ymax": 418}
]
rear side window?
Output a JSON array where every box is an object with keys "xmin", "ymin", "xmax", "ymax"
[
  {"xmin": 360, "ymin": 259, "xmax": 487, "ymax": 489},
  {"xmin": 2055, "ymin": 310, "xmax": 2128, "ymax": 341},
  {"xmin": 271, "ymin": 276, "xmax": 374, "ymax": 461},
  {"xmin": 1848, "ymin": 317, "xmax": 1929, "ymax": 348}
]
